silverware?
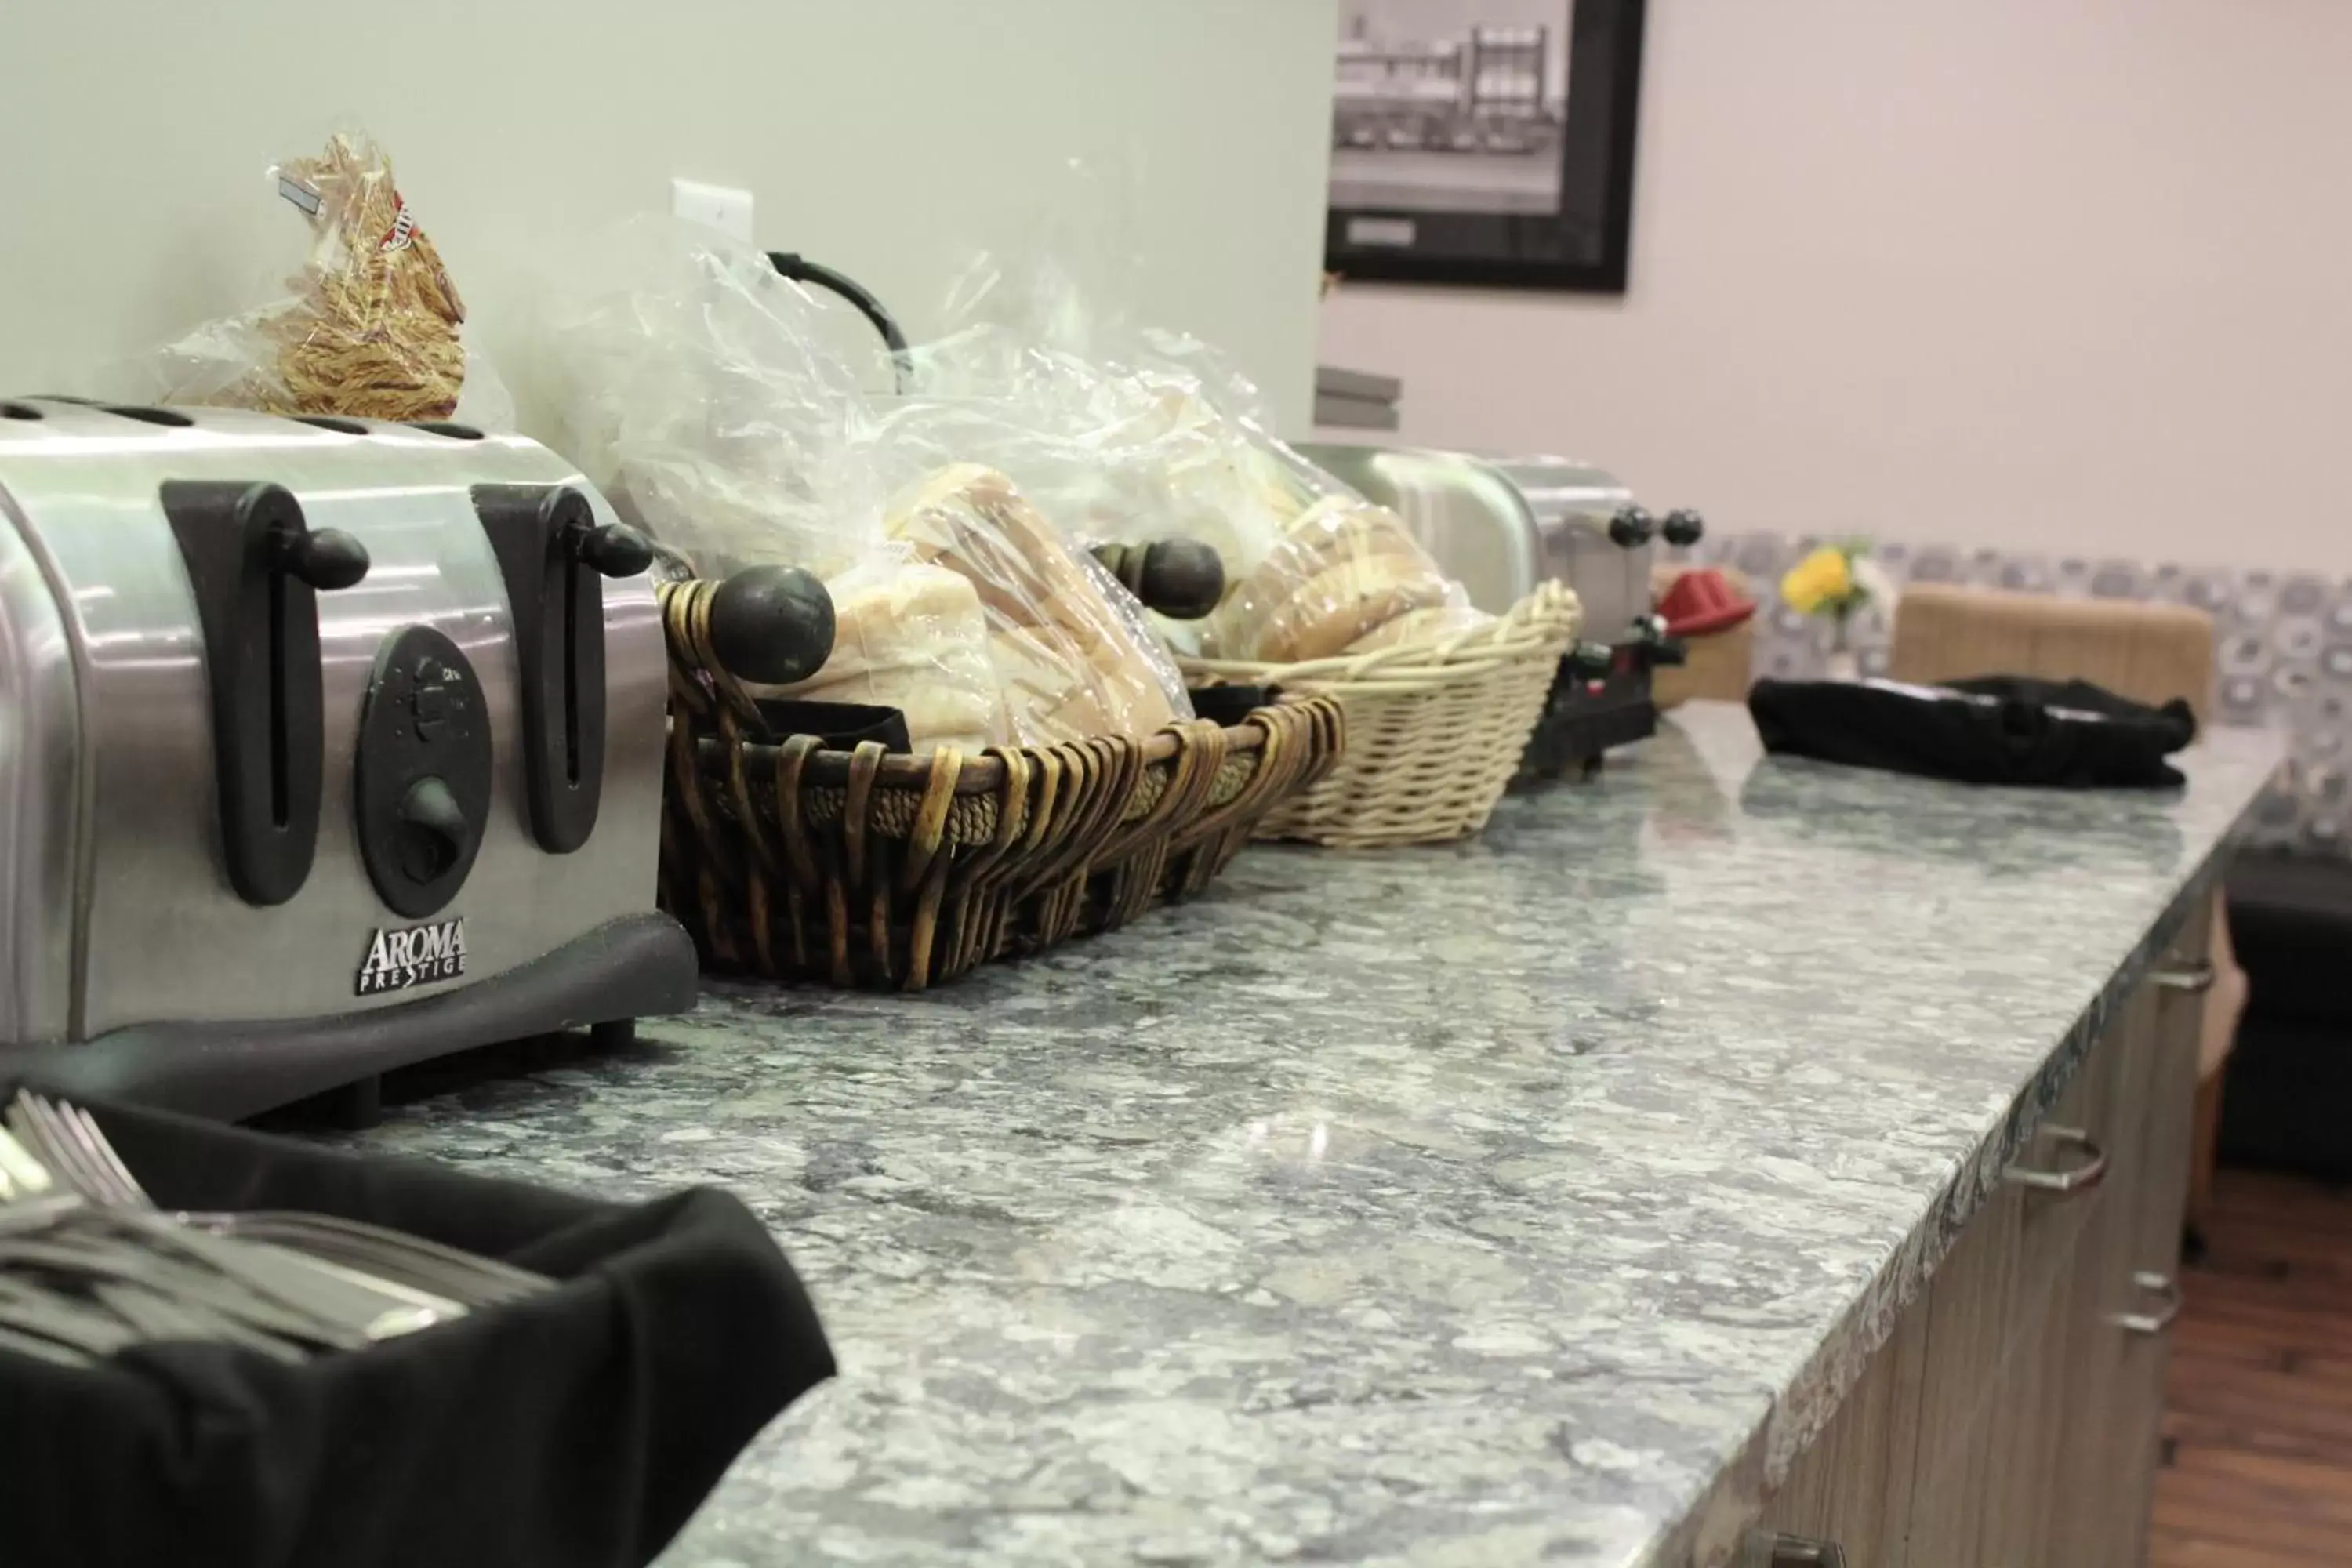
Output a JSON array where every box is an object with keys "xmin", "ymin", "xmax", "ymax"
[
  {"xmin": 13, "ymin": 1092, "xmax": 550, "ymax": 1307},
  {"xmin": 0, "ymin": 1094, "xmax": 509, "ymax": 1362}
]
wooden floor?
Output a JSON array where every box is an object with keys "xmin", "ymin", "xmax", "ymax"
[{"xmin": 2154, "ymin": 1168, "xmax": 2352, "ymax": 1567}]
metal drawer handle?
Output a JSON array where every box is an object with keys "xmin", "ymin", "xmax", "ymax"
[
  {"xmin": 2112, "ymin": 1271, "xmax": 2183, "ymax": 1335},
  {"xmin": 1740, "ymin": 1530, "xmax": 1846, "ymax": 1568},
  {"xmin": 2003, "ymin": 1125, "xmax": 2108, "ymax": 1194},
  {"xmin": 2153, "ymin": 958, "xmax": 2216, "ymax": 994}
]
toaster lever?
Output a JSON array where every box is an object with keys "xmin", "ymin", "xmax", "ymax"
[
  {"xmin": 161, "ymin": 480, "xmax": 372, "ymax": 906},
  {"xmin": 1607, "ymin": 506, "xmax": 1654, "ymax": 549},
  {"xmin": 1661, "ymin": 509, "xmax": 1706, "ymax": 549},
  {"xmin": 277, "ymin": 525, "xmax": 372, "ymax": 591},
  {"xmin": 471, "ymin": 483, "xmax": 648, "ymax": 855}
]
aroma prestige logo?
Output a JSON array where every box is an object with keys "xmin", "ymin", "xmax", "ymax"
[{"xmin": 354, "ymin": 916, "xmax": 467, "ymax": 996}]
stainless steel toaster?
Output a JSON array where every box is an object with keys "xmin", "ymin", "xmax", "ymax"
[
  {"xmin": 1486, "ymin": 456, "xmax": 1704, "ymax": 644},
  {"xmin": 1299, "ymin": 444, "xmax": 1704, "ymax": 774},
  {"xmin": 0, "ymin": 397, "xmax": 698, "ymax": 1120}
]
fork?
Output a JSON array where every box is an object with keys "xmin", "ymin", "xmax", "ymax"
[
  {"xmin": 1, "ymin": 1111, "xmax": 452, "ymax": 1348},
  {"xmin": 9, "ymin": 1093, "xmax": 550, "ymax": 1307}
]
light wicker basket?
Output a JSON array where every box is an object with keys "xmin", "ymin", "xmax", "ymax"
[{"xmin": 1179, "ymin": 580, "xmax": 1579, "ymax": 848}]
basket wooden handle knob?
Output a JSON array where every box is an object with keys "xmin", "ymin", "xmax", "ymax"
[
  {"xmin": 1092, "ymin": 538, "xmax": 1225, "ymax": 620},
  {"xmin": 708, "ymin": 565, "xmax": 837, "ymax": 685}
]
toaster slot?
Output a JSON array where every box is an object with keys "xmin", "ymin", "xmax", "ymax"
[
  {"xmin": 161, "ymin": 481, "xmax": 372, "ymax": 906},
  {"xmin": 470, "ymin": 484, "xmax": 652, "ymax": 855}
]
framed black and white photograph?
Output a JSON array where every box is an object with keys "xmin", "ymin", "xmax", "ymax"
[{"xmin": 1324, "ymin": 0, "xmax": 1647, "ymax": 292}]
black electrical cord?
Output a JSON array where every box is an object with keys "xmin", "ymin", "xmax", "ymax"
[{"xmin": 765, "ymin": 252, "xmax": 913, "ymax": 392}]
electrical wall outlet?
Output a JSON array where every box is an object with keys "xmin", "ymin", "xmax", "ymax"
[{"xmin": 670, "ymin": 177, "xmax": 754, "ymax": 242}]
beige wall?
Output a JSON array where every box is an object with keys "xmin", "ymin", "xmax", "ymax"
[
  {"xmin": 0, "ymin": 0, "xmax": 1338, "ymax": 432},
  {"xmin": 1319, "ymin": 0, "xmax": 2352, "ymax": 572}
]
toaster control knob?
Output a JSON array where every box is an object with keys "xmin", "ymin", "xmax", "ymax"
[
  {"xmin": 355, "ymin": 625, "xmax": 492, "ymax": 920},
  {"xmin": 574, "ymin": 521, "xmax": 654, "ymax": 579},
  {"xmin": 395, "ymin": 775, "xmax": 470, "ymax": 882},
  {"xmin": 1608, "ymin": 506, "xmax": 1654, "ymax": 549},
  {"xmin": 278, "ymin": 526, "xmax": 372, "ymax": 591},
  {"xmin": 1661, "ymin": 509, "xmax": 1706, "ymax": 548},
  {"xmin": 709, "ymin": 564, "xmax": 838, "ymax": 686}
]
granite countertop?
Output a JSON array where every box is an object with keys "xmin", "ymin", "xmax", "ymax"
[{"xmin": 337, "ymin": 702, "xmax": 2281, "ymax": 1567}]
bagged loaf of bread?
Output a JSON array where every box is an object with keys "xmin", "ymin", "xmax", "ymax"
[
  {"xmin": 899, "ymin": 250, "xmax": 1472, "ymax": 665},
  {"xmin": 885, "ymin": 463, "xmax": 1187, "ymax": 746},
  {"xmin": 535, "ymin": 219, "xmax": 1014, "ymax": 755},
  {"xmin": 1339, "ymin": 602, "xmax": 1500, "ymax": 655},
  {"xmin": 1210, "ymin": 492, "xmax": 1463, "ymax": 662},
  {"xmin": 136, "ymin": 128, "xmax": 510, "ymax": 428},
  {"xmin": 753, "ymin": 554, "xmax": 1007, "ymax": 754}
]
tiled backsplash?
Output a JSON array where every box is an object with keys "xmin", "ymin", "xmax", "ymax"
[{"xmin": 1678, "ymin": 533, "xmax": 2332, "ymax": 855}]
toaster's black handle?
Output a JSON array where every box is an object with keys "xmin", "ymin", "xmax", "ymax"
[
  {"xmin": 162, "ymin": 480, "xmax": 372, "ymax": 906},
  {"xmin": 1608, "ymin": 506, "xmax": 1654, "ymax": 549},
  {"xmin": 280, "ymin": 527, "xmax": 372, "ymax": 591},
  {"xmin": 1661, "ymin": 509, "xmax": 1706, "ymax": 549},
  {"xmin": 473, "ymin": 484, "xmax": 648, "ymax": 856},
  {"xmin": 1091, "ymin": 539, "xmax": 1225, "ymax": 620}
]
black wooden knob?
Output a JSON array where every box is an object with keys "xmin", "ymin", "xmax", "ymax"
[
  {"xmin": 1091, "ymin": 538, "xmax": 1225, "ymax": 620},
  {"xmin": 707, "ymin": 564, "xmax": 837, "ymax": 685},
  {"xmin": 1661, "ymin": 509, "xmax": 1705, "ymax": 548},
  {"xmin": 1607, "ymin": 506, "xmax": 1653, "ymax": 549},
  {"xmin": 280, "ymin": 526, "xmax": 371, "ymax": 590},
  {"xmin": 575, "ymin": 521, "xmax": 655, "ymax": 579}
]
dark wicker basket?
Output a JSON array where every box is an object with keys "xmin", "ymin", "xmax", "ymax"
[{"xmin": 655, "ymin": 579, "xmax": 1344, "ymax": 989}]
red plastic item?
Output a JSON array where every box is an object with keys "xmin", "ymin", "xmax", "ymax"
[{"xmin": 1656, "ymin": 568, "xmax": 1756, "ymax": 639}]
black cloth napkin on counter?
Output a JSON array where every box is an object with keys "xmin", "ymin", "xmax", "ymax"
[
  {"xmin": 1747, "ymin": 675, "xmax": 2198, "ymax": 788},
  {"xmin": 0, "ymin": 1089, "xmax": 835, "ymax": 1568}
]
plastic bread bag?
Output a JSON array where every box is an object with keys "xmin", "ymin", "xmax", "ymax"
[
  {"xmin": 883, "ymin": 462, "xmax": 1189, "ymax": 746},
  {"xmin": 528, "ymin": 216, "xmax": 1009, "ymax": 755},
  {"xmin": 533, "ymin": 218, "xmax": 1184, "ymax": 750},
  {"xmin": 137, "ymin": 129, "xmax": 510, "ymax": 428},
  {"xmin": 535, "ymin": 216, "xmax": 893, "ymax": 581},
  {"xmin": 905, "ymin": 249, "xmax": 1480, "ymax": 665}
]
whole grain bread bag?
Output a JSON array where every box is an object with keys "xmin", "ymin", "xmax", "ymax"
[{"xmin": 139, "ymin": 128, "xmax": 510, "ymax": 428}]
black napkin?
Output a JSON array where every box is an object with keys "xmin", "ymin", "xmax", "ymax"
[
  {"xmin": 1747, "ymin": 675, "xmax": 2198, "ymax": 788},
  {"xmin": 0, "ymin": 1092, "xmax": 834, "ymax": 1568}
]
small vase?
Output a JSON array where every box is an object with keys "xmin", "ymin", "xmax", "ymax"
[{"xmin": 1823, "ymin": 614, "xmax": 1860, "ymax": 681}]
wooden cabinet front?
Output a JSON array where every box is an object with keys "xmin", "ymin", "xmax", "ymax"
[{"xmin": 1755, "ymin": 908, "xmax": 2212, "ymax": 1567}]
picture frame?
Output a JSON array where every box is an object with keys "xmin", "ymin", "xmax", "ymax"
[{"xmin": 1323, "ymin": 0, "xmax": 1648, "ymax": 293}]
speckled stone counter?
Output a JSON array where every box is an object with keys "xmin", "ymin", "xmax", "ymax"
[{"xmin": 336, "ymin": 702, "xmax": 2281, "ymax": 1567}]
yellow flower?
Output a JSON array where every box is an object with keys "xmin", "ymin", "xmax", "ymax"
[{"xmin": 1780, "ymin": 546, "xmax": 1855, "ymax": 615}]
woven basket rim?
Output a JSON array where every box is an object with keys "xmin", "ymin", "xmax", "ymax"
[
  {"xmin": 1181, "ymin": 580, "xmax": 1578, "ymax": 695},
  {"xmin": 684, "ymin": 693, "xmax": 1326, "ymax": 796}
]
